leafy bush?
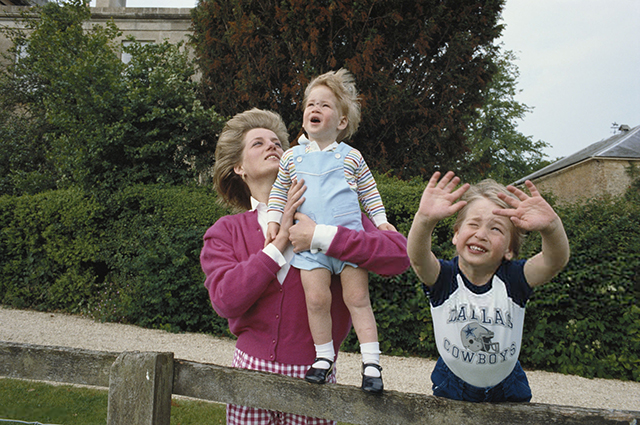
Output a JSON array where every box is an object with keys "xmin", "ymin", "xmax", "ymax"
[
  {"xmin": 0, "ymin": 185, "xmax": 231, "ymax": 336},
  {"xmin": 0, "ymin": 189, "xmax": 103, "ymax": 312},
  {"xmin": 1, "ymin": 182, "xmax": 638, "ymax": 381},
  {"xmin": 98, "ymin": 185, "xmax": 231, "ymax": 334},
  {"xmin": 520, "ymin": 193, "xmax": 640, "ymax": 380}
]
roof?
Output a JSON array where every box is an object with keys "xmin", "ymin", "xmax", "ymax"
[{"xmin": 514, "ymin": 124, "xmax": 640, "ymax": 185}]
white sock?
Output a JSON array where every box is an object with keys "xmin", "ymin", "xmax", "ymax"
[
  {"xmin": 360, "ymin": 342, "xmax": 381, "ymax": 377},
  {"xmin": 313, "ymin": 341, "xmax": 335, "ymax": 369}
]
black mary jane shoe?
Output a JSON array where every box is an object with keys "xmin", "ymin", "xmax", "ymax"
[
  {"xmin": 305, "ymin": 358, "xmax": 334, "ymax": 384},
  {"xmin": 361, "ymin": 363, "xmax": 384, "ymax": 394}
]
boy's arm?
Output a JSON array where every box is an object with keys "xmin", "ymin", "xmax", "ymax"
[
  {"xmin": 407, "ymin": 213, "xmax": 441, "ymax": 286},
  {"xmin": 494, "ymin": 180, "xmax": 570, "ymax": 287},
  {"xmin": 407, "ymin": 171, "xmax": 469, "ymax": 286}
]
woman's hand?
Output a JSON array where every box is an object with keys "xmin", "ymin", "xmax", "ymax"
[
  {"xmin": 289, "ymin": 212, "xmax": 317, "ymax": 253},
  {"xmin": 270, "ymin": 179, "xmax": 306, "ymax": 253}
]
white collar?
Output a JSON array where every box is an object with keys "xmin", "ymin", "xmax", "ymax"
[{"xmin": 299, "ymin": 135, "xmax": 339, "ymax": 152}]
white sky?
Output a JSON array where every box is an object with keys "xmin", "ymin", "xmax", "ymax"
[
  {"xmin": 500, "ymin": 0, "xmax": 640, "ymax": 159},
  {"xmin": 91, "ymin": 0, "xmax": 640, "ymax": 160}
]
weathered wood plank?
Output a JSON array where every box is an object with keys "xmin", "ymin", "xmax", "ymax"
[
  {"xmin": 0, "ymin": 341, "xmax": 117, "ymax": 387},
  {"xmin": 2, "ymin": 342, "xmax": 639, "ymax": 425},
  {"xmin": 172, "ymin": 359, "xmax": 640, "ymax": 425}
]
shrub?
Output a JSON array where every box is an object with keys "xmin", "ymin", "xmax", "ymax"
[
  {"xmin": 1, "ymin": 182, "xmax": 638, "ymax": 381},
  {"xmin": 98, "ymin": 185, "xmax": 231, "ymax": 334},
  {"xmin": 0, "ymin": 189, "xmax": 104, "ymax": 312},
  {"xmin": 519, "ymin": 194, "xmax": 640, "ymax": 380}
]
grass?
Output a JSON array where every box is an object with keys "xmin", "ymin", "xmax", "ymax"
[
  {"xmin": 0, "ymin": 378, "xmax": 351, "ymax": 424},
  {"xmin": 0, "ymin": 378, "xmax": 226, "ymax": 425}
]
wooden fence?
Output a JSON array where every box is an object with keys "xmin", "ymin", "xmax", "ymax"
[{"xmin": 1, "ymin": 341, "xmax": 638, "ymax": 425}]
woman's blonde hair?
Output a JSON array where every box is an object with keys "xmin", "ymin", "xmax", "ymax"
[
  {"xmin": 454, "ymin": 179, "xmax": 526, "ymax": 257},
  {"xmin": 212, "ymin": 108, "xmax": 289, "ymax": 211},
  {"xmin": 303, "ymin": 68, "xmax": 361, "ymax": 142}
]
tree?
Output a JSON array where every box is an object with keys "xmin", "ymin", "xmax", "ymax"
[
  {"xmin": 459, "ymin": 48, "xmax": 552, "ymax": 184},
  {"xmin": 0, "ymin": 0, "xmax": 223, "ymax": 195},
  {"xmin": 191, "ymin": 0, "xmax": 505, "ymax": 178}
]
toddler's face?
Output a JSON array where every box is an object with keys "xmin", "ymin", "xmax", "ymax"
[
  {"xmin": 302, "ymin": 85, "xmax": 347, "ymax": 145},
  {"xmin": 453, "ymin": 198, "xmax": 514, "ymax": 276}
]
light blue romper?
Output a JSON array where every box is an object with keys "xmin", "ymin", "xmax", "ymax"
[{"xmin": 290, "ymin": 142, "xmax": 363, "ymax": 274}]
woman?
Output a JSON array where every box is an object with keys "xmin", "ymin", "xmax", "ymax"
[{"xmin": 200, "ymin": 108, "xmax": 409, "ymax": 424}]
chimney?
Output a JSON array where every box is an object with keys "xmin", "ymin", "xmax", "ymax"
[
  {"xmin": 95, "ymin": 0, "xmax": 126, "ymax": 6},
  {"xmin": 619, "ymin": 124, "xmax": 631, "ymax": 132}
]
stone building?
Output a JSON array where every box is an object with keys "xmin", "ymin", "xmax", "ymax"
[
  {"xmin": 514, "ymin": 124, "xmax": 640, "ymax": 204},
  {"xmin": 1, "ymin": 0, "xmax": 193, "ymax": 65}
]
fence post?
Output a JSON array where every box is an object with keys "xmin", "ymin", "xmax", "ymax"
[{"xmin": 107, "ymin": 351, "xmax": 174, "ymax": 425}]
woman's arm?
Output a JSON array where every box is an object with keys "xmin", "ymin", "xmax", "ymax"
[
  {"xmin": 201, "ymin": 180, "xmax": 307, "ymax": 318},
  {"xmin": 327, "ymin": 214, "xmax": 410, "ymax": 276},
  {"xmin": 200, "ymin": 217, "xmax": 281, "ymax": 319}
]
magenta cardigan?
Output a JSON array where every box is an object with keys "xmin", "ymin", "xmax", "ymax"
[{"xmin": 200, "ymin": 210, "xmax": 410, "ymax": 365}]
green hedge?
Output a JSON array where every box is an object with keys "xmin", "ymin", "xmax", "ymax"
[
  {"xmin": 0, "ymin": 185, "xmax": 231, "ymax": 336},
  {"xmin": 1, "ymin": 180, "xmax": 638, "ymax": 381}
]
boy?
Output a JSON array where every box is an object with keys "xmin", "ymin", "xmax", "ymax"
[
  {"xmin": 266, "ymin": 69, "xmax": 396, "ymax": 393},
  {"xmin": 407, "ymin": 171, "xmax": 570, "ymax": 402}
]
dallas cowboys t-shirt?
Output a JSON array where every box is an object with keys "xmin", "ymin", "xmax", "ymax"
[{"xmin": 425, "ymin": 257, "xmax": 533, "ymax": 388}]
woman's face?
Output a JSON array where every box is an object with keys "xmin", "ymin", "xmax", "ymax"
[{"xmin": 234, "ymin": 128, "xmax": 284, "ymax": 185}]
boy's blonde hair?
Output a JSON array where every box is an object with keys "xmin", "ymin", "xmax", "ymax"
[
  {"xmin": 212, "ymin": 108, "xmax": 289, "ymax": 211},
  {"xmin": 303, "ymin": 68, "xmax": 361, "ymax": 142},
  {"xmin": 454, "ymin": 179, "xmax": 525, "ymax": 257}
]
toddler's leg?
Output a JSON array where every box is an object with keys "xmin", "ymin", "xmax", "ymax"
[
  {"xmin": 340, "ymin": 266, "xmax": 377, "ymax": 344},
  {"xmin": 301, "ymin": 268, "xmax": 335, "ymax": 384},
  {"xmin": 301, "ymin": 268, "xmax": 333, "ymax": 346},
  {"xmin": 341, "ymin": 266, "xmax": 384, "ymax": 393}
]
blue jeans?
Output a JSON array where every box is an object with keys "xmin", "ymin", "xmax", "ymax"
[{"xmin": 431, "ymin": 357, "xmax": 532, "ymax": 402}]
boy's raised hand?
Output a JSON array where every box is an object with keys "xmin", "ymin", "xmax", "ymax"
[
  {"xmin": 417, "ymin": 171, "xmax": 470, "ymax": 222},
  {"xmin": 493, "ymin": 180, "xmax": 560, "ymax": 233}
]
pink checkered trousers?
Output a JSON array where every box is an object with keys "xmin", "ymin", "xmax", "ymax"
[{"xmin": 227, "ymin": 348, "xmax": 337, "ymax": 425}]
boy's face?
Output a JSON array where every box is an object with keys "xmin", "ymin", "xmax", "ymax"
[
  {"xmin": 453, "ymin": 198, "xmax": 514, "ymax": 278},
  {"xmin": 303, "ymin": 85, "xmax": 347, "ymax": 145}
]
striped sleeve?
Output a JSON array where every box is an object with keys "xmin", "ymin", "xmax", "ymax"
[
  {"xmin": 267, "ymin": 149, "xmax": 297, "ymax": 223},
  {"xmin": 345, "ymin": 148, "xmax": 387, "ymax": 225}
]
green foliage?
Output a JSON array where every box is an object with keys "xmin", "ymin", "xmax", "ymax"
[
  {"xmin": 0, "ymin": 185, "xmax": 232, "ymax": 336},
  {"xmin": 1, "ymin": 174, "xmax": 639, "ymax": 381},
  {"xmin": 0, "ymin": 188, "xmax": 104, "ymax": 313},
  {"xmin": 99, "ymin": 185, "xmax": 231, "ymax": 334},
  {"xmin": 460, "ymin": 49, "xmax": 553, "ymax": 183},
  {"xmin": 191, "ymin": 0, "xmax": 506, "ymax": 178},
  {"xmin": 0, "ymin": 0, "xmax": 223, "ymax": 195},
  {"xmin": 520, "ymin": 194, "xmax": 640, "ymax": 380}
]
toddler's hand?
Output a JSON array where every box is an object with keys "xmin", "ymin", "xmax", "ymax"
[
  {"xmin": 265, "ymin": 222, "xmax": 280, "ymax": 247},
  {"xmin": 378, "ymin": 222, "xmax": 396, "ymax": 232}
]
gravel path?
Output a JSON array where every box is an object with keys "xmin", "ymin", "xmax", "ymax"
[{"xmin": 1, "ymin": 306, "xmax": 638, "ymax": 412}]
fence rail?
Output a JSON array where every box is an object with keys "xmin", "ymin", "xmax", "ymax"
[{"xmin": 1, "ymin": 341, "xmax": 638, "ymax": 425}]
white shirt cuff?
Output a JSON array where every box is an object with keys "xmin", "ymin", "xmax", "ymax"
[
  {"xmin": 267, "ymin": 210, "xmax": 283, "ymax": 224},
  {"xmin": 310, "ymin": 224, "xmax": 338, "ymax": 254},
  {"xmin": 263, "ymin": 243, "xmax": 287, "ymax": 267},
  {"xmin": 371, "ymin": 214, "xmax": 388, "ymax": 228}
]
